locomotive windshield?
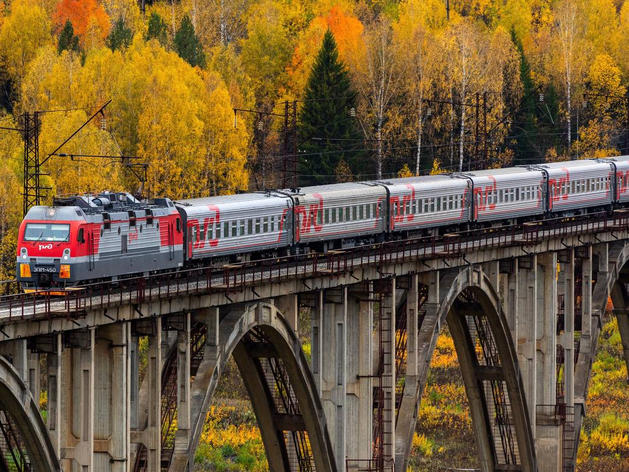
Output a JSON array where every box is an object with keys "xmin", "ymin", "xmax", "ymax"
[{"xmin": 23, "ymin": 223, "xmax": 70, "ymax": 242}]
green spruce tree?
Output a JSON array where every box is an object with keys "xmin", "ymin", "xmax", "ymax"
[
  {"xmin": 174, "ymin": 15, "xmax": 206, "ymax": 68},
  {"xmin": 107, "ymin": 18, "xmax": 133, "ymax": 51},
  {"xmin": 511, "ymin": 29, "xmax": 537, "ymax": 165},
  {"xmin": 146, "ymin": 12, "xmax": 168, "ymax": 46},
  {"xmin": 58, "ymin": 20, "xmax": 80, "ymax": 54},
  {"xmin": 299, "ymin": 30, "xmax": 360, "ymax": 185}
]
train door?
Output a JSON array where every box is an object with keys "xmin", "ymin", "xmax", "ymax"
[
  {"xmin": 168, "ymin": 220, "xmax": 175, "ymax": 260},
  {"xmin": 87, "ymin": 229, "xmax": 96, "ymax": 271},
  {"xmin": 187, "ymin": 223, "xmax": 196, "ymax": 259}
]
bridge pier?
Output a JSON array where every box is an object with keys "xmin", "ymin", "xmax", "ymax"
[
  {"xmin": 175, "ymin": 313, "xmax": 191, "ymax": 454},
  {"xmin": 345, "ymin": 283, "xmax": 374, "ymax": 462},
  {"xmin": 321, "ymin": 287, "xmax": 347, "ymax": 471},
  {"xmin": 517, "ymin": 255, "xmax": 538, "ymax": 439},
  {"xmin": 60, "ymin": 328, "xmax": 95, "ymax": 471}
]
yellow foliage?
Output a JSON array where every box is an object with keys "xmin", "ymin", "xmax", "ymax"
[
  {"xmin": 0, "ymin": 0, "xmax": 52, "ymax": 87},
  {"xmin": 412, "ymin": 432, "xmax": 433, "ymax": 457},
  {"xmin": 397, "ymin": 163, "xmax": 413, "ymax": 178},
  {"xmin": 429, "ymin": 159, "xmax": 447, "ymax": 175}
]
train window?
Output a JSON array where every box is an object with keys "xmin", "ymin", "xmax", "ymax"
[
  {"xmin": 331, "ymin": 208, "xmax": 337, "ymax": 223},
  {"xmin": 346, "ymin": 207, "xmax": 351, "ymax": 221},
  {"xmin": 359, "ymin": 205, "xmax": 364, "ymax": 220},
  {"xmin": 200, "ymin": 225, "xmax": 205, "ymax": 241},
  {"xmin": 248, "ymin": 220, "xmax": 253, "ymax": 235},
  {"xmin": 270, "ymin": 217, "xmax": 274, "ymax": 232},
  {"xmin": 325, "ymin": 209, "xmax": 329, "ymax": 224},
  {"xmin": 209, "ymin": 225, "xmax": 213, "ymax": 240},
  {"xmin": 351, "ymin": 206, "xmax": 355, "ymax": 220},
  {"xmin": 224, "ymin": 222, "xmax": 229, "ymax": 238},
  {"xmin": 176, "ymin": 218, "xmax": 181, "ymax": 232},
  {"xmin": 255, "ymin": 218, "xmax": 260, "ymax": 234},
  {"xmin": 365, "ymin": 204, "xmax": 370, "ymax": 219},
  {"xmin": 232, "ymin": 222, "xmax": 238, "ymax": 237},
  {"xmin": 263, "ymin": 217, "xmax": 269, "ymax": 233},
  {"xmin": 315, "ymin": 210, "xmax": 321, "ymax": 226},
  {"xmin": 216, "ymin": 225, "xmax": 221, "ymax": 239}
]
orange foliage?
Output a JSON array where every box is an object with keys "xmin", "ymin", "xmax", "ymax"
[
  {"xmin": 53, "ymin": 0, "xmax": 110, "ymax": 40},
  {"xmin": 288, "ymin": 5, "xmax": 364, "ymax": 97},
  {"xmin": 314, "ymin": 6, "xmax": 364, "ymax": 61}
]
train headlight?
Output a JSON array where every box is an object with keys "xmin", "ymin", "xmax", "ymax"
[
  {"xmin": 20, "ymin": 264, "xmax": 31, "ymax": 278},
  {"xmin": 59, "ymin": 265, "xmax": 70, "ymax": 279},
  {"xmin": 62, "ymin": 248, "xmax": 70, "ymax": 261},
  {"xmin": 20, "ymin": 247, "xmax": 27, "ymax": 260}
]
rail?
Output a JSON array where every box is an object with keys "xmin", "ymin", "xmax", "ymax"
[{"xmin": 0, "ymin": 210, "xmax": 627, "ymax": 322}]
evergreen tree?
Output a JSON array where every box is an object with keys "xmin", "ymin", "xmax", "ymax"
[
  {"xmin": 299, "ymin": 30, "xmax": 360, "ymax": 185},
  {"xmin": 146, "ymin": 12, "xmax": 168, "ymax": 46},
  {"xmin": 58, "ymin": 20, "xmax": 80, "ymax": 54},
  {"xmin": 511, "ymin": 29, "xmax": 537, "ymax": 165},
  {"xmin": 107, "ymin": 18, "xmax": 133, "ymax": 51},
  {"xmin": 174, "ymin": 15, "xmax": 206, "ymax": 68}
]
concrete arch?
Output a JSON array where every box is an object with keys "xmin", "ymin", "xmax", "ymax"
[
  {"xmin": 0, "ymin": 355, "xmax": 60, "ymax": 472},
  {"xmin": 396, "ymin": 267, "xmax": 536, "ymax": 472},
  {"xmin": 574, "ymin": 241, "xmax": 629, "ymax": 454},
  {"xmin": 169, "ymin": 302, "xmax": 336, "ymax": 472}
]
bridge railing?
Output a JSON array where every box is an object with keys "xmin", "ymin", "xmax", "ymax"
[{"xmin": 1, "ymin": 210, "xmax": 628, "ymax": 322}]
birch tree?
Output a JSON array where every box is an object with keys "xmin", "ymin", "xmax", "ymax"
[{"xmin": 353, "ymin": 18, "xmax": 404, "ymax": 179}]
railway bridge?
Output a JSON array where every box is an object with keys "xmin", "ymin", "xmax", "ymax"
[{"xmin": 0, "ymin": 211, "xmax": 627, "ymax": 472}]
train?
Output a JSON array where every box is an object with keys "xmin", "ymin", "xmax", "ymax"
[{"xmin": 16, "ymin": 156, "xmax": 629, "ymax": 292}]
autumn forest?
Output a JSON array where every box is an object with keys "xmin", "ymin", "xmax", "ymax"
[{"xmin": 1, "ymin": 0, "xmax": 629, "ymax": 467}]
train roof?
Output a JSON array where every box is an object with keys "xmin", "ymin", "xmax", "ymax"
[
  {"xmin": 24, "ymin": 206, "xmax": 86, "ymax": 221},
  {"xmin": 534, "ymin": 159, "xmax": 611, "ymax": 169},
  {"xmin": 461, "ymin": 167, "xmax": 540, "ymax": 177},
  {"xmin": 376, "ymin": 174, "xmax": 469, "ymax": 190},
  {"xmin": 292, "ymin": 182, "xmax": 384, "ymax": 195},
  {"xmin": 175, "ymin": 191, "xmax": 290, "ymax": 210},
  {"xmin": 606, "ymin": 155, "xmax": 629, "ymax": 163}
]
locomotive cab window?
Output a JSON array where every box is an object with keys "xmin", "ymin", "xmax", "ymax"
[
  {"xmin": 77, "ymin": 228, "xmax": 85, "ymax": 243},
  {"xmin": 176, "ymin": 218, "xmax": 181, "ymax": 232}
]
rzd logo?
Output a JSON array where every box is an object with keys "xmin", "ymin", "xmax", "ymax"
[{"xmin": 38, "ymin": 244, "xmax": 53, "ymax": 250}]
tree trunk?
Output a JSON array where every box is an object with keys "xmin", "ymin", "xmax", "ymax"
[
  {"xmin": 415, "ymin": 92, "xmax": 423, "ymax": 176},
  {"xmin": 220, "ymin": 0, "xmax": 226, "ymax": 44}
]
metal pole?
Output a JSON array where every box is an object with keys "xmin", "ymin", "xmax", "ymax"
[
  {"xmin": 283, "ymin": 101, "xmax": 289, "ymax": 189},
  {"xmin": 292, "ymin": 100, "xmax": 298, "ymax": 188},
  {"xmin": 483, "ymin": 92, "xmax": 488, "ymax": 169},
  {"xmin": 474, "ymin": 93, "xmax": 479, "ymax": 172}
]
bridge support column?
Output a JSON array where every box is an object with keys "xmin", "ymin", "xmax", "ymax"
[
  {"xmin": 536, "ymin": 253, "xmax": 561, "ymax": 472},
  {"xmin": 129, "ymin": 334, "xmax": 139, "ymax": 430},
  {"xmin": 61, "ymin": 328, "xmax": 95, "ymax": 471},
  {"xmin": 96, "ymin": 323, "xmax": 130, "ymax": 472},
  {"xmin": 505, "ymin": 260, "xmax": 518, "ymax": 344},
  {"xmin": 47, "ymin": 334, "xmax": 62, "ymax": 455},
  {"xmin": 175, "ymin": 313, "xmax": 191, "ymax": 452},
  {"xmin": 321, "ymin": 287, "xmax": 347, "ymax": 472},
  {"xmin": 146, "ymin": 318, "xmax": 162, "ymax": 472},
  {"xmin": 517, "ymin": 256, "xmax": 537, "ymax": 439},
  {"xmin": 311, "ymin": 292, "xmax": 324, "ymax": 394},
  {"xmin": 560, "ymin": 250, "xmax": 575, "ymax": 407},
  {"xmin": 581, "ymin": 246, "xmax": 593, "ymax": 340},
  {"xmin": 346, "ymin": 283, "xmax": 373, "ymax": 461}
]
